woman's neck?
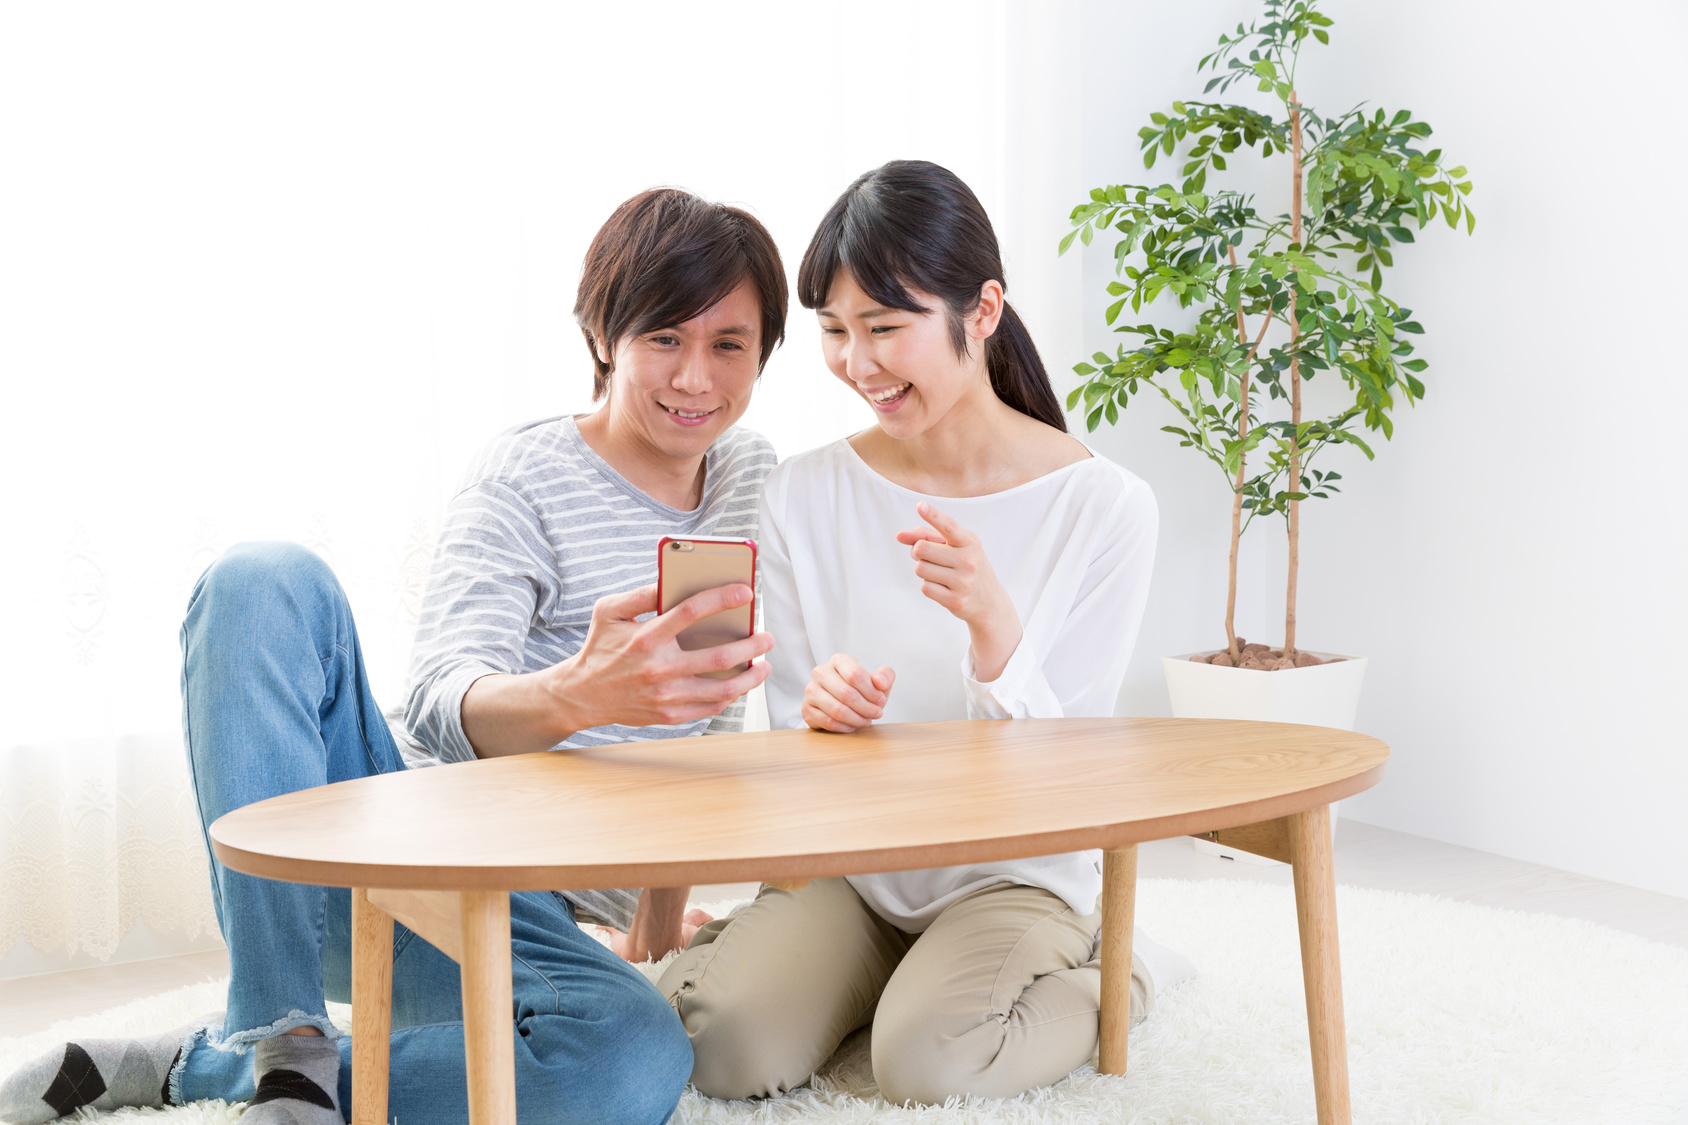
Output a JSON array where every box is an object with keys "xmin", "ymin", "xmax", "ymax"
[{"xmin": 852, "ymin": 379, "xmax": 1077, "ymax": 498}]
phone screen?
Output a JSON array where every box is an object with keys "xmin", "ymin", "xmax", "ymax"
[{"xmin": 656, "ymin": 537, "xmax": 756, "ymax": 679}]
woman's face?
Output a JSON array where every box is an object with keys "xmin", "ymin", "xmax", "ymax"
[
  {"xmin": 603, "ymin": 280, "xmax": 762, "ymax": 461},
  {"xmin": 817, "ymin": 272, "xmax": 1001, "ymax": 440}
]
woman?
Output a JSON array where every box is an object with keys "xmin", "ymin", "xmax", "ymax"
[{"xmin": 656, "ymin": 161, "xmax": 1194, "ymax": 1105}]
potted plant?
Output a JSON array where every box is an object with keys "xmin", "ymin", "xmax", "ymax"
[{"xmin": 1059, "ymin": 0, "xmax": 1473, "ymax": 750}]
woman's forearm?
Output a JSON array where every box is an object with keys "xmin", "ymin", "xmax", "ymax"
[{"xmin": 967, "ymin": 618, "xmax": 1024, "ymax": 684}]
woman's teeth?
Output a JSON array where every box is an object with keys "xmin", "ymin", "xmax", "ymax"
[
  {"xmin": 866, "ymin": 383, "xmax": 910, "ymax": 404},
  {"xmin": 664, "ymin": 405, "xmax": 713, "ymax": 418}
]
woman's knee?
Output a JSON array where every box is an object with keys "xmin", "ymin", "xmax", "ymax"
[
  {"xmin": 674, "ymin": 978, "xmax": 815, "ymax": 1100},
  {"xmin": 870, "ymin": 1010, "xmax": 977, "ymax": 1106},
  {"xmin": 870, "ymin": 981, "xmax": 1099, "ymax": 1105}
]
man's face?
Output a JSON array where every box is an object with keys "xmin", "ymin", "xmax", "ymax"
[{"xmin": 603, "ymin": 281, "xmax": 762, "ymax": 463}]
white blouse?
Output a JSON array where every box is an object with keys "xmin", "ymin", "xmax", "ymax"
[{"xmin": 758, "ymin": 437, "xmax": 1158, "ymax": 930}]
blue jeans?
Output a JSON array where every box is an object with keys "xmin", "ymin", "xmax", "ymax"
[{"xmin": 178, "ymin": 542, "xmax": 691, "ymax": 1125}]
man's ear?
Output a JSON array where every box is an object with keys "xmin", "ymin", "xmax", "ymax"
[{"xmin": 971, "ymin": 279, "xmax": 1006, "ymax": 341}]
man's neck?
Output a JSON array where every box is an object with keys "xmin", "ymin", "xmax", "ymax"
[{"xmin": 575, "ymin": 410, "xmax": 707, "ymax": 511}]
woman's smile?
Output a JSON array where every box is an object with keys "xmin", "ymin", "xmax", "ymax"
[{"xmin": 863, "ymin": 382, "xmax": 911, "ymax": 411}]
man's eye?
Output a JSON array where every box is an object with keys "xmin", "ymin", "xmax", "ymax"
[
  {"xmin": 718, "ymin": 340, "xmax": 744, "ymax": 351},
  {"xmin": 650, "ymin": 334, "xmax": 679, "ymax": 346}
]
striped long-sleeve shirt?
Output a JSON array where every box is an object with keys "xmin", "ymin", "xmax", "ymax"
[{"xmin": 391, "ymin": 414, "xmax": 776, "ymax": 929}]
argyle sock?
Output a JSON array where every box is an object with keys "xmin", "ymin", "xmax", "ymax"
[
  {"xmin": 0, "ymin": 1015, "xmax": 213, "ymax": 1125},
  {"xmin": 243, "ymin": 1034, "xmax": 341, "ymax": 1125}
]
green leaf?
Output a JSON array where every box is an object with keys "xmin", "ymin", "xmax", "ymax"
[
  {"xmin": 1073, "ymin": 362, "xmax": 1099, "ymax": 376},
  {"xmin": 1058, "ymin": 229, "xmax": 1080, "ymax": 256}
]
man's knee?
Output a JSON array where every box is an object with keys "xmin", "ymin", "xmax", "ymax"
[
  {"xmin": 195, "ymin": 542, "xmax": 336, "ymax": 607},
  {"xmin": 185, "ymin": 542, "xmax": 343, "ymax": 650},
  {"xmin": 555, "ymin": 982, "xmax": 691, "ymax": 1125}
]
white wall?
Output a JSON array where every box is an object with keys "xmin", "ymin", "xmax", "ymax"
[
  {"xmin": 1071, "ymin": 0, "xmax": 1688, "ymax": 897},
  {"xmin": 0, "ymin": 0, "xmax": 1083, "ymax": 971}
]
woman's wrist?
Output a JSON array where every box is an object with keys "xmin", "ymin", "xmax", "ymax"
[{"xmin": 967, "ymin": 614, "xmax": 1023, "ymax": 684}]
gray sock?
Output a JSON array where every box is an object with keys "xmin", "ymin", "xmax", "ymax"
[
  {"xmin": 0, "ymin": 1014, "xmax": 214, "ymax": 1125},
  {"xmin": 244, "ymin": 1034, "xmax": 341, "ymax": 1125}
]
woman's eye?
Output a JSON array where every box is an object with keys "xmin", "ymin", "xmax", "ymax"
[
  {"xmin": 821, "ymin": 326, "xmax": 844, "ymax": 336},
  {"xmin": 871, "ymin": 325, "xmax": 899, "ymax": 335}
]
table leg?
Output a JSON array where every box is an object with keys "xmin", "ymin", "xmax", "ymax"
[
  {"xmin": 1288, "ymin": 804, "xmax": 1351, "ymax": 1125},
  {"xmin": 459, "ymin": 890, "xmax": 515, "ymax": 1125},
  {"xmin": 350, "ymin": 889, "xmax": 393, "ymax": 1125},
  {"xmin": 1098, "ymin": 844, "xmax": 1138, "ymax": 1075}
]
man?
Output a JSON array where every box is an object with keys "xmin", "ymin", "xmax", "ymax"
[{"xmin": 1, "ymin": 188, "xmax": 786, "ymax": 1125}]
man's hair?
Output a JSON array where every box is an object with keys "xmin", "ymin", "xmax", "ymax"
[{"xmin": 574, "ymin": 189, "xmax": 788, "ymax": 400}]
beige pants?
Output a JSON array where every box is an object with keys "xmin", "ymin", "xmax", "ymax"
[{"xmin": 657, "ymin": 878, "xmax": 1151, "ymax": 1104}]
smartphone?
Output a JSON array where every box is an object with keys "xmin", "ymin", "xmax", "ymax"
[{"xmin": 656, "ymin": 536, "xmax": 757, "ymax": 679}]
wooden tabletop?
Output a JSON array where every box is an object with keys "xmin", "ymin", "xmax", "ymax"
[{"xmin": 210, "ymin": 718, "xmax": 1388, "ymax": 891}]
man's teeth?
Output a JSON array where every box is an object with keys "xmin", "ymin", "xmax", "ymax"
[
  {"xmin": 664, "ymin": 406, "xmax": 712, "ymax": 418},
  {"xmin": 867, "ymin": 383, "xmax": 910, "ymax": 404}
]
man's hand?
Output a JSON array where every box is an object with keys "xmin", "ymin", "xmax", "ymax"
[
  {"xmin": 461, "ymin": 583, "xmax": 773, "ymax": 758},
  {"xmin": 803, "ymin": 653, "xmax": 895, "ymax": 733},
  {"xmin": 896, "ymin": 501, "xmax": 1023, "ymax": 682},
  {"xmin": 596, "ymin": 886, "xmax": 712, "ymax": 963},
  {"xmin": 551, "ymin": 583, "xmax": 773, "ymax": 731}
]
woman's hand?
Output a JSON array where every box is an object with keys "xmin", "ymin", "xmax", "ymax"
[
  {"xmin": 896, "ymin": 501, "xmax": 1023, "ymax": 682},
  {"xmin": 803, "ymin": 653, "xmax": 895, "ymax": 732}
]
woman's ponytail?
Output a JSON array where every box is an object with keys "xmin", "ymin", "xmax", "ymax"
[
  {"xmin": 988, "ymin": 302, "xmax": 1067, "ymax": 433},
  {"xmin": 798, "ymin": 160, "xmax": 1068, "ymax": 433}
]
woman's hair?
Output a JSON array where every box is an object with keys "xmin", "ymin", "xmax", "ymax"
[
  {"xmin": 575, "ymin": 189, "xmax": 788, "ymax": 400},
  {"xmin": 796, "ymin": 160, "xmax": 1065, "ymax": 432}
]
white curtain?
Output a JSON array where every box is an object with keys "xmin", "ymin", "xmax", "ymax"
[{"xmin": 0, "ymin": 0, "xmax": 1083, "ymax": 965}]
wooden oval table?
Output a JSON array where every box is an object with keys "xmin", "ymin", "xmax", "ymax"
[{"xmin": 210, "ymin": 717, "xmax": 1388, "ymax": 1125}]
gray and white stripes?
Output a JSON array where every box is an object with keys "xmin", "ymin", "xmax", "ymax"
[{"xmin": 391, "ymin": 414, "xmax": 775, "ymax": 929}]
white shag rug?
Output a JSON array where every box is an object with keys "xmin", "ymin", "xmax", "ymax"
[{"xmin": 5, "ymin": 880, "xmax": 1686, "ymax": 1125}]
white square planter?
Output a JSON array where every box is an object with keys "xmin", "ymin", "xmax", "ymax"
[{"xmin": 1161, "ymin": 651, "xmax": 1368, "ymax": 864}]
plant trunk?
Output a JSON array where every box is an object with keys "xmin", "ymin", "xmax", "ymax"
[
  {"xmin": 1225, "ymin": 247, "xmax": 1250, "ymax": 662},
  {"xmin": 1285, "ymin": 91, "xmax": 1304, "ymax": 658}
]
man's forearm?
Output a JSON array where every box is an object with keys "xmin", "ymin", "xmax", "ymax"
[
  {"xmin": 626, "ymin": 886, "xmax": 692, "ymax": 962},
  {"xmin": 459, "ymin": 665, "xmax": 584, "ymax": 759}
]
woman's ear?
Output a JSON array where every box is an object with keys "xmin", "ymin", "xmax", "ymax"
[{"xmin": 971, "ymin": 279, "xmax": 1006, "ymax": 342}]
